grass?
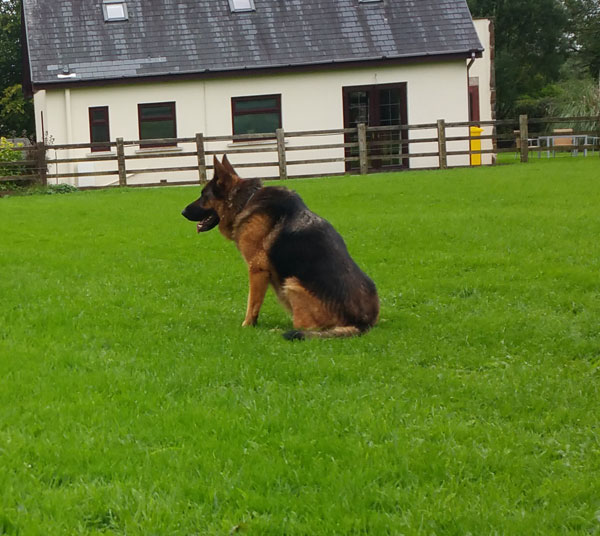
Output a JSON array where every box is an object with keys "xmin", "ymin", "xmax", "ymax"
[{"xmin": 1, "ymin": 158, "xmax": 599, "ymax": 535}]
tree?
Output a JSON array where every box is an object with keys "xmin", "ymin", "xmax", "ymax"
[
  {"xmin": 468, "ymin": 0, "xmax": 569, "ymax": 118},
  {"xmin": 0, "ymin": 0, "xmax": 21, "ymax": 91},
  {"xmin": 563, "ymin": 0, "xmax": 600, "ymax": 79},
  {"xmin": 549, "ymin": 75, "xmax": 600, "ymax": 124},
  {"xmin": 0, "ymin": 83, "xmax": 34, "ymax": 135},
  {"xmin": 0, "ymin": 0, "xmax": 34, "ymax": 137}
]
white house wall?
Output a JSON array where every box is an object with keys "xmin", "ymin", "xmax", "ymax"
[
  {"xmin": 471, "ymin": 18, "xmax": 495, "ymax": 165},
  {"xmin": 34, "ymin": 60, "xmax": 475, "ymax": 186}
]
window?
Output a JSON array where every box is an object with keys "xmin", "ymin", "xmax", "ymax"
[
  {"xmin": 343, "ymin": 83, "xmax": 408, "ymax": 171},
  {"xmin": 89, "ymin": 106, "xmax": 111, "ymax": 152},
  {"xmin": 102, "ymin": 0, "xmax": 128, "ymax": 21},
  {"xmin": 229, "ymin": 0, "xmax": 255, "ymax": 12},
  {"xmin": 138, "ymin": 102, "xmax": 177, "ymax": 148},
  {"xmin": 231, "ymin": 95, "xmax": 281, "ymax": 139}
]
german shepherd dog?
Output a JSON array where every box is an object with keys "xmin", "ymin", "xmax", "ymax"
[{"xmin": 182, "ymin": 156, "xmax": 379, "ymax": 340}]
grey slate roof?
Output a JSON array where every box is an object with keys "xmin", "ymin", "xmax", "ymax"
[{"xmin": 23, "ymin": 0, "xmax": 483, "ymax": 87}]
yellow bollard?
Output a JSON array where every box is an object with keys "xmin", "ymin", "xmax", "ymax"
[{"xmin": 470, "ymin": 126, "xmax": 484, "ymax": 166}]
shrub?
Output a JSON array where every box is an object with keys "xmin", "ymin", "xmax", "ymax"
[
  {"xmin": 44, "ymin": 183, "xmax": 79, "ymax": 195},
  {"xmin": 0, "ymin": 136, "xmax": 22, "ymax": 177}
]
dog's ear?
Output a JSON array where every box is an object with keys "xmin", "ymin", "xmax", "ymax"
[
  {"xmin": 221, "ymin": 154, "xmax": 237, "ymax": 176},
  {"xmin": 213, "ymin": 155, "xmax": 233, "ymax": 187}
]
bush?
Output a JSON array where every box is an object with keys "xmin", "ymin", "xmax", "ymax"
[
  {"xmin": 0, "ymin": 180, "xmax": 79, "ymax": 197},
  {"xmin": 44, "ymin": 183, "xmax": 79, "ymax": 195},
  {"xmin": 548, "ymin": 71, "xmax": 600, "ymax": 131},
  {"xmin": 0, "ymin": 136, "xmax": 22, "ymax": 177}
]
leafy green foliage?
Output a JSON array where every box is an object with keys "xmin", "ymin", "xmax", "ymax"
[
  {"xmin": 0, "ymin": 0, "xmax": 34, "ymax": 137},
  {"xmin": 0, "ymin": 181, "xmax": 80, "ymax": 196},
  {"xmin": 563, "ymin": 0, "xmax": 600, "ymax": 79},
  {"xmin": 468, "ymin": 0, "xmax": 569, "ymax": 117},
  {"xmin": 0, "ymin": 84, "xmax": 34, "ymax": 137},
  {"xmin": 0, "ymin": 0, "xmax": 21, "ymax": 89},
  {"xmin": 44, "ymin": 183, "xmax": 79, "ymax": 195},
  {"xmin": 1, "ymin": 163, "xmax": 599, "ymax": 534},
  {"xmin": 548, "ymin": 73, "xmax": 600, "ymax": 130},
  {"xmin": 0, "ymin": 135, "xmax": 21, "ymax": 176}
]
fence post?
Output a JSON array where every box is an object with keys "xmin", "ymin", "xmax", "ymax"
[
  {"xmin": 519, "ymin": 114, "xmax": 529, "ymax": 163},
  {"xmin": 437, "ymin": 119, "xmax": 447, "ymax": 169},
  {"xmin": 196, "ymin": 133, "xmax": 207, "ymax": 184},
  {"xmin": 116, "ymin": 137, "xmax": 127, "ymax": 186},
  {"xmin": 35, "ymin": 141, "xmax": 47, "ymax": 186},
  {"xmin": 276, "ymin": 128, "xmax": 287, "ymax": 180},
  {"xmin": 358, "ymin": 123, "xmax": 368, "ymax": 175}
]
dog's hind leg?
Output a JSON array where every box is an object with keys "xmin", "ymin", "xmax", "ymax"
[
  {"xmin": 242, "ymin": 269, "xmax": 270, "ymax": 327},
  {"xmin": 283, "ymin": 277, "xmax": 338, "ymax": 330},
  {"xmin": 281, "ymin": 277, "xmax": 367, "ymax": 340}
]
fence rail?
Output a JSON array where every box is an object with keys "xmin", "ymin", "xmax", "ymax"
[{"xmin": 1, "ymin": 115, "xmax": 599, "ymax": 188}]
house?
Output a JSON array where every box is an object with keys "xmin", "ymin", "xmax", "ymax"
[{"xmin": 22, "ymin": 0, "xmax": 490, "ymax": 185}]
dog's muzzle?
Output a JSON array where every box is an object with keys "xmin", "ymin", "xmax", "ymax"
[{"xmin": 181, "ymin": 206, "xmax": 220, "ymax": 232}]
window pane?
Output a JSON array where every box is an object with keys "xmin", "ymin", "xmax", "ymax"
[
  {"xmin": 91, "ymin": 109, "xmax": 107, "ymax": 122},
  {"xmin": 91, "ymin": 124, "xmax": 109, "ymax": 143},
  {"xmin": 234, "ymin": 98, "xmax": 278, "ymax": 112},
  {"xmin": 231, "ymin": 0, "xmax": 252, "ymax": 10},
  {"xmin": 348, "ymin": 91, "xmax": 369, "ymax": 126},
  {"xmin": 140, "ymin": 104, "xmax": 173, "ymax": 120},
  {"xmin": 140, "ymin": 120, "xmax": 175, "ymax": 140},
  {"xmin": 106, "ymin": 3, "xmax": 126, "ymax": 19},
  {"xmin": 379, "ymin": 89, "xmax": 401, "ymax": 126},
  {"xmin": 351, "ymin": 91, "xmax": 368, "ymax": 107},
  {"xmin": 234, "ymin": 113, "xmax": 280, "ymax": 135}
]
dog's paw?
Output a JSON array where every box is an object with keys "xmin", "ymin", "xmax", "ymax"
[
  {"xmin": 241, "ymin": 319, "xmax": 257, "ymax": 327},
  {"xmin": 282, "ymin": 330, "xmax": 305, "ymax": 341}
]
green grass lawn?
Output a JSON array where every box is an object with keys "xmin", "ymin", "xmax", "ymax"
[{"xmin": 1, "ymin": 158, "xmax": 599, "ymax": 535}]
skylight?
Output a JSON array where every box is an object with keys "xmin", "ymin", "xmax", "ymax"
[
  {"xmin": 229, "ymin": 0, "xmax": 255, "ymax": 13},
  {"xmin": 103, "ymin": 0, "xmax": 128, "ymax": 21}
]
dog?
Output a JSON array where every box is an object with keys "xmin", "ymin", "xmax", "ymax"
[{"xmin": 182, "ymin": 155, "xmax": 379, "ymax": 340}]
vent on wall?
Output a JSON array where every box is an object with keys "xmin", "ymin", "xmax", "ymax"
[{"xmin": 103, "ymin": 0, "xmax": 128, "ymax": 21}]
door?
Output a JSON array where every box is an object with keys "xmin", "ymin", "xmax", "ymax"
[
  {"xmin": 468, "ymin": 83, "xmax": 480, "ymax": 122},
  {"xmin": 343, "ymin": 83, "xmax": 408, "ymax": 171}
]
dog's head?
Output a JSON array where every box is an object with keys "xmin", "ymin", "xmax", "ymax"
[{"xmin": 181, "ymin": 155, "xmax": 238, "ymax": 232}]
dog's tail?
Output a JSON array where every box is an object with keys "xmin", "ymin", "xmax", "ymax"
[{"xmin": 282, "ymin": 325, "xmax": 367, "ymax": 341}]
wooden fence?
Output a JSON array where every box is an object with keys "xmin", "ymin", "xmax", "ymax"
[{"xmin": 1, "ymin": 115, "xmax": 598, "ymax": 188}]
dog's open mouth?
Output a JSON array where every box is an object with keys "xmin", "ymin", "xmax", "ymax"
[{"xmin": 196, "ymin": 212, "xmax": 220, "ymax": 232}]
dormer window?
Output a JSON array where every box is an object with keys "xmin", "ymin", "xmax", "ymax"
[
  {"xmin": 229, "ymin": 0, "xmax": 255, "ymax": 13},
  {"xmin": 103, "ymin": 0, "xmax": 128, "ymax": 21}
]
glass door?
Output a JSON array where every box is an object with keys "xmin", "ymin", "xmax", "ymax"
[{"xmin": 343, "ymin": 83, "xmax": 408, "ymax": 171}]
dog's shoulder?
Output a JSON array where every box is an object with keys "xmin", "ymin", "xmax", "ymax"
[
  {"xmin": 251, "ymin": 186, "xmax": 307, "ymax": 219},
  {"xmin": 235, "ymin": 185, "xmax": 306, "ymax": 226}
]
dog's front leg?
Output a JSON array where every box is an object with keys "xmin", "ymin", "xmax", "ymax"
[{"xmin": 242, "ymin": 269, "xmax": 270, "ymax": 327}]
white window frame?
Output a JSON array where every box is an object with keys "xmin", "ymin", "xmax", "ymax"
[
  {"xmin": 228, "ymin": 0, "xmax": 255, "ymax": 13},
  {"xmin": 103, "ymin": 0, "xmax": 128, "ymax": 22}
]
